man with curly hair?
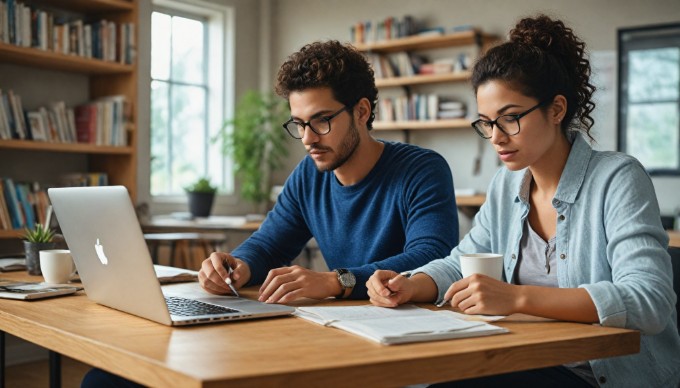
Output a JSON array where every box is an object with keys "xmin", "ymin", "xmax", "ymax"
[{"xmin": 198, "ymin": 40, "xmax": 459, "ymax": 303}]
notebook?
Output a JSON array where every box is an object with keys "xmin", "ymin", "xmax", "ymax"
[{"xmin": 47, "ymin": 186, "xmax": 294, "ymax": 326}]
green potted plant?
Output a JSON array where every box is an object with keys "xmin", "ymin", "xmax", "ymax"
[
  {"xmin": 216, "ymin": 91, "xmax": 290, "ymax": 216},
  {"xmin": 23, "ymin": 223, "xmax": 56, "ymax": 276},
  {"xmin": 185, "ymin": 177, "xmax": 218, "ymax": 218}
]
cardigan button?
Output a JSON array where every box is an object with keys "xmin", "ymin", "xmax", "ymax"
[
  {"xmin": 558, "ymin": 214, "xmax": 565, "ymax": 221},
  {"xmin": 560, "ymin": 253, "xmax": 566, "ymax": 260},
  {"xmin": 598, "ymin": 376, "xmax": 607, "ymax": 384},
  {"xmin": 511, "ymin": 254, "xmax": 516, "ymax": 260}
]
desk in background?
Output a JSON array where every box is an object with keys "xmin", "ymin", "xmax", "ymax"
[
  {"xmin": 668, "ymin": 230, "xmax": 680, "ymax": 248},
  {"xmin": 142, "ymin": 215, "xmax": 262, "ymax": 234},
  {"xmin": 0, "ymin": 271, "xmax": 639, "ymax": 388},
  {"xmin": 141, "ymin": 216, "xmax": 263, "ymax": 267}
]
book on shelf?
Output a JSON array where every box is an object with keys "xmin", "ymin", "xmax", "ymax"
[
  {"xmin": 0, "ymin": 0, "xmax": 136, "ymax": 64},
  {"xmin": 351, "ymin": 15, "xmax": 419, "ymax": 44},
  {"xmin": 295, "ymin": 304, "xmax": 508, "ymax": 345},
  {"xmin": 0, "ymin": 178, "xmax": 51, "ymax": 230},
  {"xmin": 0, "ymin": 89, "xmax": 130, "ymax": 146},
  {"xmin": 59, "ymin": 172, "xmax": 108, "ymax": 188},
  {"xmin": 0, "ymin": 278, "xmax": 82, "ymax": 300}
]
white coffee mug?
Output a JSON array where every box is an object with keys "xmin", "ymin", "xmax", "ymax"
[
  {"xmin": 39, "ymin": 249, "xmax": 76, "ymax": 284},
  {"xmin": 459, "ymin": 253, "xmax": 504, "ymax": 281}
]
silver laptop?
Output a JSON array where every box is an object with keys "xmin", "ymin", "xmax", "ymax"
[{"xmin": 48, "ymin": 186, "xmax": 294, "ymax": 326}]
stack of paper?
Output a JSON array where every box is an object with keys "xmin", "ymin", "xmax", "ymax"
[{"xmin": 295, "ymin": 305, "xmax": 508, "ymax": 345}]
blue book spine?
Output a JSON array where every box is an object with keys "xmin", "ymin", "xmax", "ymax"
[
  {"xmin": 2, "ymin": 178, "xmax": 23, "ymax": 229},
  {"xmin": 16, "ymin": 183, "xmax": 35, "ymax": 230}
]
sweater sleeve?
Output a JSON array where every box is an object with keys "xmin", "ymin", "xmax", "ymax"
[{"xmin": 232, "ymin": 166, "xmax": 312, "ymax": 286}]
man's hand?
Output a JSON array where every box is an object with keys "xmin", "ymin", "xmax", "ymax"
[
  {"xmin": 198, "ymin": 252, "xmax": 251, "ymax": 295},
  {"xmin": 366, "ymin": 270, "xmax": 413, "ymax": 307},
  {"xmin": 258, "ymin": 266, "xmax": 340, "ymax": 304}
]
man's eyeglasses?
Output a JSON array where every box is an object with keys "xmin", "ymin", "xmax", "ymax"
[
  {"xmin": 471, "ymin": 99, "xmax": 550, "ymax": 139},
  {"xmin": 282, "ymin": 106, "xmax": 349, "ymax": 139}
]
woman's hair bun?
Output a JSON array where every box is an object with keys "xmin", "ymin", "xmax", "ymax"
[{"xmin": 509, "ymin": 14, "xmax": 578, "ymax": 60}]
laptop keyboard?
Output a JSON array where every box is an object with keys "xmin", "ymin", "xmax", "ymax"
[{"xmin": 165, "ymin": 296, "xmax": 240, "ymax": 317}]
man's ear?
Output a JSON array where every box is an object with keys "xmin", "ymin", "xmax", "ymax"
[{"xmin": 354, "ymin": 97, "xmax": 372, "ymax": 126}]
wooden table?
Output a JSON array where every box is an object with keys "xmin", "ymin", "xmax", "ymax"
[
  {"xmin": 0, "ymin": 272, "xmax": 639, "ymax": 388},
  {"xmin": 668, "ymin": 230, "xmax": 680, "ymax": 248}
]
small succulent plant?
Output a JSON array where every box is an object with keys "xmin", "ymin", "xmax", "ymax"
[
  {"xmin": 184, "ymin": 177, "xmax": 218, "ymax": 194},
  {"xmin": 23, "ymin": 223, "xmax": 55, "ymax": 243}
]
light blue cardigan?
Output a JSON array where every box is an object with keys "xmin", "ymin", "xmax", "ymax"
[{"xmin": 413, "ymin": 134, "xmax": 680, "ymax": 387}]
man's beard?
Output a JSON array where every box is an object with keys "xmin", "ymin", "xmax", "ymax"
[{"xmin": 312, "ymin": 121, "xmax": 361, "ymax": 172}]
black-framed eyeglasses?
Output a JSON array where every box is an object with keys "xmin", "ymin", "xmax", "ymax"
[
  {"xmin": 471, "ymin": 99, "xmax": 550, "ymax": 139},
  {"xmin": 282, "ymin": 106, "xmax": 349, "ymax": 139}
]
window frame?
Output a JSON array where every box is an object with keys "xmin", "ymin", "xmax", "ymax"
[
  {"xmin": 617, "ymin": 22, "xmax": 680, "ymax": 176},
  {"xmin": 149, "ymin": 0, "xmax": 235, "ymax": 207}
]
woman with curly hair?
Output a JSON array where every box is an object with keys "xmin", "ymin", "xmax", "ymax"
[{"xmin": 367, "ymin": 15, "xmax": 680, "ymax": 387}]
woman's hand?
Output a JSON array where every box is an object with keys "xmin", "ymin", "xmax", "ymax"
[{"xmin": 443, "ymin": 274, "xmax": 521, "ymax": 316}]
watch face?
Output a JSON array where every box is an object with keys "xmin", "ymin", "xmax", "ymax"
[{"xmin": 339, "ymin": 270, "xmax": 356, "ymax": 288}]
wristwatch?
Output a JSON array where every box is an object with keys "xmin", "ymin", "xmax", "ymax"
[{"xmin": 334, "ymin": 269, "xmax": 356, "ymax": 299}]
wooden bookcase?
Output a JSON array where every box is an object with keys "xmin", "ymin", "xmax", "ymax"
[
  {"xmin": 0, "ymin": 0, "xmax": 138, "ymax": 240},
  {"xmin": 355, "ymin": 29, "xmax": 497, "ymax": 132}
]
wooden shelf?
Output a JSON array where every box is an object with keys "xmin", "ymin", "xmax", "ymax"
[
  {"xmin": 0, "ymin": 230, "xmax": 23, "ymax": 239},
  {"xmin": 354, "ymin": 30, "xmax": 497, "ymax": 53},
  {"xmin": 35, "ymin": 0, "xmax": 134, "ymax": 12},
  {"xmin": 373, "ymin": 119, "xmax": 470, "ymax": 131},
  {"xmin": 669, "ymin": 230, "xmax": 680, "ymax": 248},
  {"xmin": 0, "ymin": 43, "xmax": 133, "ymax": 74},
  {"xmin": 376, "ymin": 71, "xmax": 471, "ymax": 87},
  {"xmin": 0, "ymin": 139, "xmax": 133, "ymax": 155},
  {"xmin": 456, "ymin": 194, "xmax": 486, "ymax": 207}
]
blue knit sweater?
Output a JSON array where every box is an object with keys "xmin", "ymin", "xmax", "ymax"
[{"xmin": 232, "ymin": 141, "xmax": 459, "ymax": 298}]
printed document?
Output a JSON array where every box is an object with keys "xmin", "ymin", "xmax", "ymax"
[{"xmin": 295, "ymin": 305, "xmax": 508, "ymax": 345}]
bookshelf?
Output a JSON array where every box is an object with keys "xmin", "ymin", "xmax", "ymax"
[
  {"xmin": 356, "ymin": 29, "xmax": 497, "ymax": 132},
  {"xmin": 0, "ymin": 0, "xmax": 138, "ymax": 239}
]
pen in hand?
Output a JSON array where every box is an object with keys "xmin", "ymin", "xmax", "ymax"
[
  {"xmin": 225, "ymin": 265, "xmax": 240, "ymax": 297},
  {"xmin": 387, "ymin": 272, "xmax": 411, "ymax": 296},
  {"xmin": 435, "ymin": 299, "xmax": 450, "ymax": 308}
]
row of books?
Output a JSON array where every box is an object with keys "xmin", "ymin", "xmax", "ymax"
[
  {"xmin": 0, "ymin": 89, "xmax": 130, "ymax": 147},
  {"xmin": 0, "ymin": 174, "xmax": 108, "ymax": 231},
  {"xmin": 0, "ymin": 178, "xmax": 48, "ymax": 231},
  {"xmin": 377, "ymin": 95, "xmax": 466, "ymax": 122},
  {"xmin": 367, "ymin": 52, "xmax": 473, "ymax": 79},
  {"xmin": 0, "ymin": 0, "xmax": 136, "ymax": 64},
  {"xmin": 350, "ymin": 15, "xmax": 419, "ymax": 45}
]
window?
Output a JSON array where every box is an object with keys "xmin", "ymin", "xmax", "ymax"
[
  {"xmin": 150, "ymin": 0, "xmax": 234, "ymax": 197},
  {"xmin": 618, "ymin": 23, "xmax": 680, "ymax": 175}
]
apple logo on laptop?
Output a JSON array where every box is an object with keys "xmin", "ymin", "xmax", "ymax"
[{"xmin": 94, "ymin": 238, "xmax": 109, "ymax": 265}]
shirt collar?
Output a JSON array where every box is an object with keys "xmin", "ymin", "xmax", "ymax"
[
  {"xmin": 554, "ymin": 132, "xmax": 592, "ymax": 204},
  {"xmin": 515, "ymin": 132, "xmax": 592, "ymax": 205}
]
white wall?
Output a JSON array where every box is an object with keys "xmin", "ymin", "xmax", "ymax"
[{"xmin": 267, "ymin": 0, "xmax": 680, "ymax": 217}]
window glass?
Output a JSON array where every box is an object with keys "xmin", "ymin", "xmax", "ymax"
[
  {"xmin": 151, "ymin": 7, "xmax": 226, "ymax": 196},
  {"xmin": 171, "ymin": 17, "xmax": 205, "ymax": 84},
  {"xmin": 618, "ymin": 24, "xmax": 680, "ymax": 175}
]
